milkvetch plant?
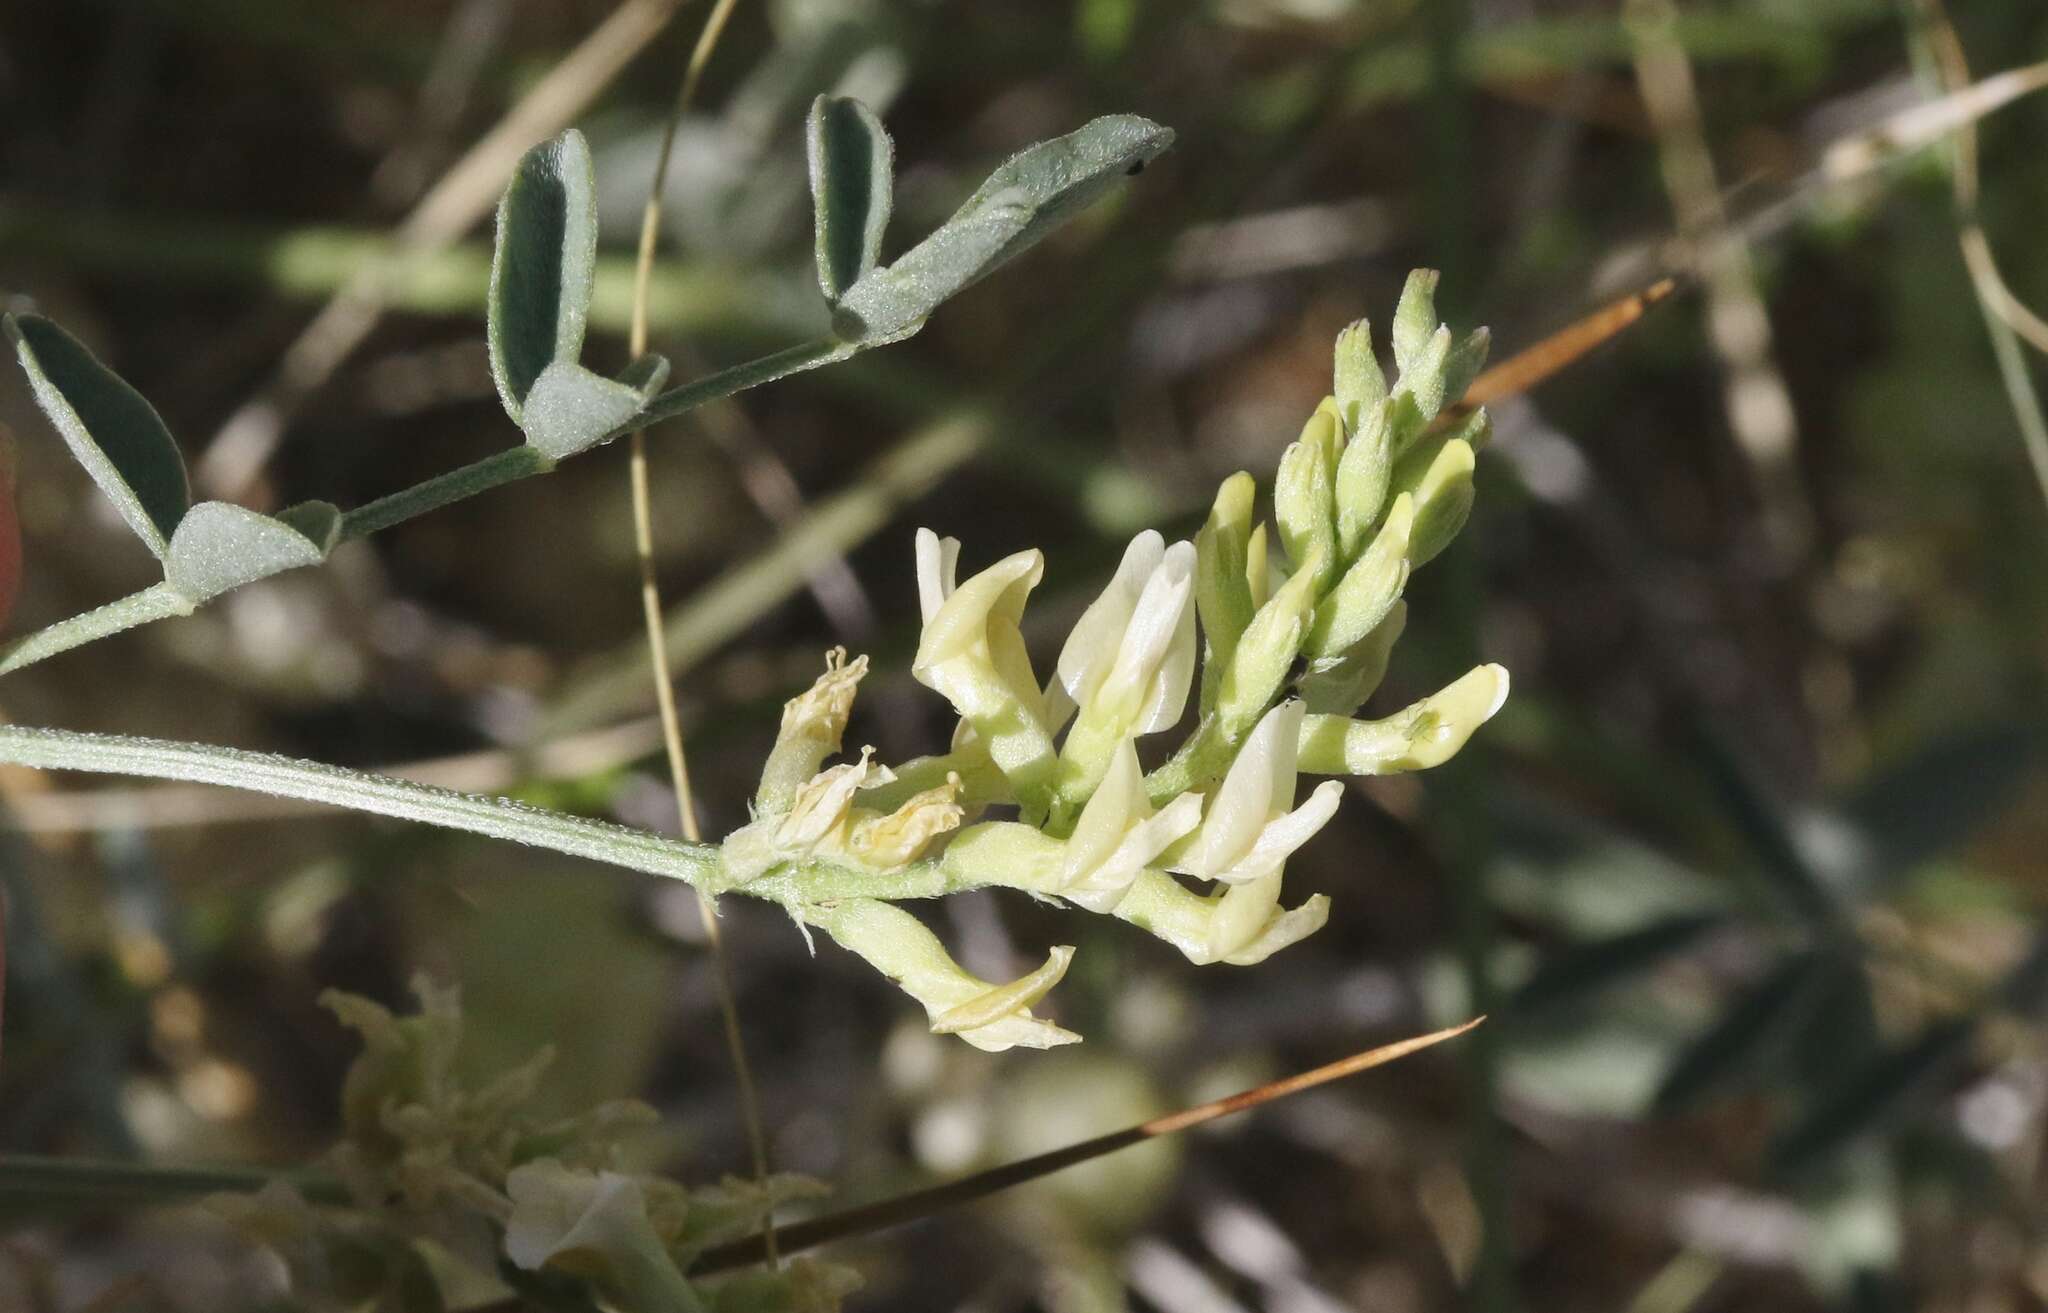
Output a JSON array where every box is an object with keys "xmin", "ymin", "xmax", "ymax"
[
  {"xmin": 0, "ymin": 251, "xmax": 1506, "ymax": 1051},
  {"xmin": 0, "ymin": 93, "xmax": 1505, "ymax": 1313}
]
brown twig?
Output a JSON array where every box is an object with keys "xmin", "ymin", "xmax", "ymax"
[
  {"xmin": 688, "ymin": 1017, "xmax": 1485, "ymax": 1274},
  {"xmin": 1456, "ymin": 276, "xmax": 1684, "ymax": 413}
]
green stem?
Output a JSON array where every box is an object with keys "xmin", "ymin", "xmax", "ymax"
[
  {"xmin": 340, "ymin": 446, "xmax": 551, "ymax": 540},
  {"xmin": 0, "ymin": 722, "xmax": 1035, "ymax": 909},
  {"xmin": 0, "ymin": 724, "xmax": 719, "ymax": 887},
  {"xmin": 632, "ymin": 337, "xmax": 850, "ymax": 429},
  {"xmin": 0, "ymin": 1153, "xmax": 347, "ymax": 1208},
  {"xmin": 0, "ymin": 583, "xmax": 192, "ymax": 675}
]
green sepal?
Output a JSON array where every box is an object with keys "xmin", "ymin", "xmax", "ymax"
[{"xmin": 7, "ymin": 313, "xmax": 190, "ymax": 558}]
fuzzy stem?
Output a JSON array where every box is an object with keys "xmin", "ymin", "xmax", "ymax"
[
  {"xmin": 0, "ymin": 583, "xmax": 192, "ymax": 674},
  {"xmin": 0, "ymin": 724, "xmax": 719, "ymax": 886}
]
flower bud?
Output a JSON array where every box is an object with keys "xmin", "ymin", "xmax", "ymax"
[
  {"xmin": 1443, "ymin": 327, "xmax": 1492, "ymax": 408},
  {"xmin": 1333, "ymin": 318, "xmax": 1387, "ymax": 437},
  {"xmin": 1275, "ymin": 402, "xmax": 1342, "ymax": 594},
  {"xmin": 1295, "ymin": 663, "xmax": 1510, "ymax": 775},
  {"xmin": 1173, "ymin": 700, "xmax": 1343, "ymax": 886},
  {"xmin": 1194, "ymin": 473, "xmax": 1257, "ymax": 678},
  {"xmin": 1212, "ymin": 543, "xmax": 1323, "ymax": 741},
  {"xmin": 1389, "ymin": 407, "xmax": 1489, "ymax": 568},
  {"xmin": 1399, "ymin": 435, "xmax": 1476, "ymax": 569},
  {"xmin": 1244, "ymin": 522, "xmax": 1272, "ymax": 609},
  {"xmin": 1299, "ymin": 599, "xmax": 1406, "ymax": 715},
  {"xmin": 1335, "ymin": 393, "xmax": 1394, "ymax": 558},
  {"xmin": 1397, "ymin": 323, "xmax": 1454, "ymax": 419},
  {"xmin": 808, "ymin": 898, "xmax": 1080, "ymax": 1051},
  {"xmin": 1304, "ymin": 494, "xmax": 1412, "ymax": 662},
  {"xmin": 1392, "ymin": 268, "xmax": 1441, "ymax": 376}
]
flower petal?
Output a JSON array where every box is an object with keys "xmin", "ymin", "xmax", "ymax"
[
  {"xmin": 1174, "ymin": 701, "xmax": 1304, "ymax": 878},
  {"xmin": 931, "ymin": 944, "xmax": 1076, "ymax": 1035},
  {"xmin": 1057, "ymin": 529, "xmax": 1164, "ymax": 702},
  {"xmin": 1210, "ymin": 779, "xmax": 1343, "ymax": 885},
  {"xmin": 1206, "ymin": 870, "xmax": 1282, "ymax": 962},
  {"xmin": 1222, "ymin": 892, "xmax": 1330, "ymax": 965},
  {"xmin": 915, "ymin": 528, "xmax": 961, "ymax": 626},
  {"xmin": 1060, "ymin": 737, "xmax": 1145, "ymax": 889}
]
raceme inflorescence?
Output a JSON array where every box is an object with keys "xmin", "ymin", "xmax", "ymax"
[{"xmin": 722, "ymin": 266, "xmax": 1507, "ymax": 1050}]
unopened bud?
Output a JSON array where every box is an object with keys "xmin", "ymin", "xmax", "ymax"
[
  {"xmin": 1304, "ymin": 494, "xmax": 1412, "ymax": 661},
  {"xmin": 1275, "ymin": 403, "xmax": 1341, "ymax": 594}
]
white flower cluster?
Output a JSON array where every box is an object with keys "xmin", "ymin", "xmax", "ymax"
[{"xmin": 720, "ymin": 271, "xmax": 1511, "ymax": 1049}]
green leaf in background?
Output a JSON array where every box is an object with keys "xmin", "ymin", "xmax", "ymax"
[
  {"xmin": 164, "ymin": 500, "xmax": 341, "ymax": 603},
  {"xmin": 519, "ymin": 354, "xmax": 670, "ymax": 462},
  {"xmin": 1770, "ymin": 1017, "xmax": 1975, "ymax": 1176},
  {"xmin": 833, "ymin": 113, "xmax": 1174, "ymax": 342},
  {"xmin": 1653, "ymin": 949, "xmax": 1829, "ymax": 1113},
  {"xmin": 488, "ymin": 130, "xmax": 599, "ymax": 422},
  {"xmin": 807, "ymin": 95, "xmax": 894, "ymax": 303},
  {"xmin": 1508, "ymin": 911, "xmax": 1726, "ymax": 1018},
  {"xmin": 6, "ymin": 313, "xmax": 190, "ymax": 559},
  {"xmin": 1790, "ymin": 949, "xmax": 1882, "ymax": 1091},
  {"xmin": 1685, "ymin": 718, "xmax": 1839, "ymax": 924},
  {"xmin": 1836, "ymin": 728, "xmax": 2037, "ymax": 890}
]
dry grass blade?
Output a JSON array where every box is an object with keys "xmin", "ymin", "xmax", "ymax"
[
  {"xmin": 1628, "ymin": 0, "xmax": 1814, "ymax": 564},
  {"xmin": 1456, "ymin": 276, "xmax": 1682, "ymax": 412},
  {"xmin": 194, "ymin": 0, "xmax": 686, "ymax": 499},
  {"xmin": 689, "ymin": 1017, "xmax": 1485, "ymax": 1274},
  {"xmin": 1906, "ymin": 0, "xmax": 2048, "ymax": 516},
  {"xmin": 622, "ymin": 0, "xmax": 779, "ymax": 1268}
]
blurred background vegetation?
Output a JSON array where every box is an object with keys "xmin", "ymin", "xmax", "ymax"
[{"xmin": 3, "ymin": 0, "xmax": 2047, "ymax": 1309}]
